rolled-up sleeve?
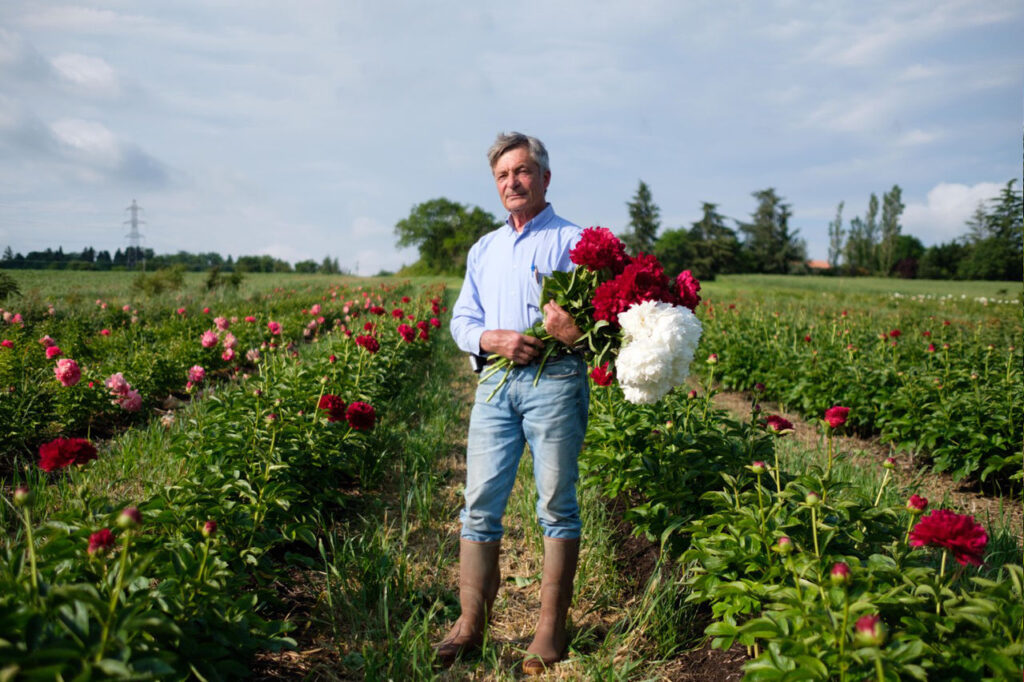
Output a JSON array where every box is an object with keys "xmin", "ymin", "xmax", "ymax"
[{"xmin": 450, "ymin": 243, "xmax": 486, "ymax": 355}]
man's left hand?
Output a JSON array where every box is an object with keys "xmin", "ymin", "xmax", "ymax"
[{"xmin": 543, "ymin": 300, "xmax": 582, "ymax": 346}]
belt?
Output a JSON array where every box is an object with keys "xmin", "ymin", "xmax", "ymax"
[{"xmin": 472, "ymin": 348, "xmax": 577, "ymax": 371}]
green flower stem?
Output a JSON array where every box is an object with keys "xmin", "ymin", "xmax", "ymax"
[
  {"xmin": 875, "ymin": 656, "xmax": 885, "ymax": 682},
  {"xmin": 196, "ymin": 535, "xmax": 212, "ymax": 586},
  {"xmin": 96, "ymin": 531, "xmax": 132, "ymax": 663},
  {"xmin": 702, "ymin": 364, "xmax": 716, "ymax": 423},
  {"xmin": 22, "ymin": 507, "xmax": 38, "ymax": 595},
  {"xmin": 838, "ymin": 593, "xmax": 850, "ymax": 682},
  {"xmin": 755, "ymin": 474, "xmax": 765, "ymax": 537},
  {"xmin": 936, "ymin": 550, "xmax": 948, "ymax": 615},
  {"xmin": 826, "ymin": 432, "xmax": 834, "ymax": 477},
  {"xmin": 873, "ymin": 469, "xmax": 891, "ymax": 506},
  {"xmin": 810, "ymin": 507, "xmax": 820, "ymax": 559},
  {"xmin": 772, "ymin": 448, "xmax": 782, "ymax": 492}
]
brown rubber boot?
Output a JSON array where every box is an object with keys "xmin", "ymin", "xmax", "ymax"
[
  {"xmin": 522, "ymin": 536, "xmax": 579, "ymax": 675},
  {"xmin": 434, "ymin": 538, "xmax": 501, "ymax": 667}
]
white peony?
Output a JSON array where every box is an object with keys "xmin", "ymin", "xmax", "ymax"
[{"xmin": 616, "ymin": 300, "xmax": 703, "ymax": 404}]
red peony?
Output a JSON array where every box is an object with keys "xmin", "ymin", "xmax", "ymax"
[
  {"xmin": 345, "ymin": 401, "xmax": 376, "ymax": 430},
  {"xmin": 369, "ymin": 306, "xmax": 386, "ymax": 316},
  {"xmin": 909, "ymin": 509, "xmax": 987, "ymax": 566},
  {"xmin": 88, "ymin": 528, "xmax": 117, "ymax": 555},
  {"xmin": 397, "ymin": 323, "xmax": 415, "ymax": 343},
  {"xmin": 589, "ymin": 363, "xmax": 614, "ymax": 387},
  {"xmin": 355, "ymin": 334, "xmax": 380, "ymax": 354},
  {"xmin": 569, "ymin": 226, "xmax": 631, "ymax": 274},
  {"xmin": 675, "ymin": 270, "xmax": 701, "ymax": 312},
  {"xmin": 824, "ymin": 405, "xmax": 850, "ymax": 428},
  {"xmin": 592, "ymin": 253, "xmax": 677, "ymax": 326},
  {"xmin": 391, "ymin": 308, "xmax": 404, "ymax": 319},
  {"xmin": 764, "ymin": 415, "xmax": 794, "ymax": 434},
  {"xmin": 906, "ymin": 494, "xmax": 928, "ymax": 514},
  {"xmin": 429, "ymin": 317, "xmax": 441, "ymax": 328},
  {"xmin": 318, "ymin": 394, "xmax": 347, "ymax": 422},
  {"xmin": 39, "ymin": 437, "xmax": 98, "ymax": 472}
]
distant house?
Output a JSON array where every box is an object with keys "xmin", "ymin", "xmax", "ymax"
[{"xmin": 807, "ymin": 259, "xmax": 831, "ymax": 272}]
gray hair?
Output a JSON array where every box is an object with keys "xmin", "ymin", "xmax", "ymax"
[{"xmin": 487, "ymin": 132, "xmax": 550, "ymax": 176}]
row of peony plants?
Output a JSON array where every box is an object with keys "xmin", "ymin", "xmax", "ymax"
[
  {"xmin": 579, "ymin": 364, "xmax": 1022, "ymax": 680},
  {"xmin": 0, "ymin": 281, "xmax": 448, "ymax": 679},
  {"xmin": 693, "ymin": 295, "xmax": 1022, "ymax": 487},
  {"xmin": 0, "ymin": 281, "xmax": 445, "ymax": 467}
]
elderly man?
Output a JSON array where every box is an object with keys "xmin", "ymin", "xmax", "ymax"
[{"xmin": 440, "ymin": 132, "xmax": 589, "ymax": 674}]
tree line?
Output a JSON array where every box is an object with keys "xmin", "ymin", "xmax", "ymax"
[
  {"xmin": 0, "ymin": 246, "xmax": 346, "ymax": 275},
  {"xmin": 393, "ymin": 180, "xmax": 1022, "ymax": 282}
]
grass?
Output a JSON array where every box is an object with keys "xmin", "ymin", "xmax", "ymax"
[{"xmin": 704, "ymin": 274, "xmax": 1023, "ymax": 300}]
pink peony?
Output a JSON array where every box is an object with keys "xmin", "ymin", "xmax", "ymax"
[
  {"xmin": 245, "ymin": 315, "xmax": 257, "ymax": 323},
  {"xmin": 45, "ymin": 346, "xmax": 62, "ymax": 359},
  {"xmin": 106, "ymin": 372, "xmax": 131, "ymax": 396},
  {"xmin": 221, "ymin": 348, "xmax": 236, "ymax": 362},
  {"xmin": 38, "ymin": 335, "xmax": 56, "ymax": 348},
  {"xmin": 222, "ymin": 332, "xmax": 237, "ymax": 350},
  {"xmin": 187, "ymin": 365, "xmax": 206, "ymax": 384},
  {"xmin": 200, "ymin": 330, "xmax": 219, "ymax": 348},
  {"xmin": 214, "ymin": 316, "xmax": 230, "ymax": 331},
  {"xmin": 267, "ymin": 321, "xmax": 281, "ymax": 335},
  {"xmin": 1, "ymin": 339, "xmax": 12, "ymax": 349},
  {"xmin": 54, "ymin": 358, "xmax": 81, "ymax": 386},
  {"xmin": 99, "ymin": 329, "xmax": 111, "ymax": 336},
  {"xmin": 118, "ymin": 389, "xmax": 142, "ymax": 412}
]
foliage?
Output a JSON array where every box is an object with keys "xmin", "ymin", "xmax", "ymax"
[
  {"xmin": 621, "ymin": 180, "xmax": 661, "ymax": 256},
  {"xmin": 738, "ymin": 189, "xmax": 807, "ymax": 274},
  {"xmin": 393, "ymin": 197, "xmax": 500, "ymax": 275},
  {"xmin": 0, "ymin": 270, "xmax": 20, "ymax": 302}
]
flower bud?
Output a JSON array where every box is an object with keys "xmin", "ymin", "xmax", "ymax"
[
  {"xmin": 748, "ymin": 461, "xmax": 767, "ymax": 475},
  {"xmin": 906, "ymin": 494, "xmax": 928, "ymax": 515},
  {"xmin": 202, "ymin": 520, "xmax": 218, "ymax": 538},
  {"xmin": 13, "ymin": 485, "xmax": 32, "ymax": 507},
  {"xmin": 830, "ymin": 561, "xmax": 851, "ymax": 586},
  {"xmin": 854, "ymin": 614, "xmax": 886, "ymax": 647},
  {"xmin": 805, "ymin": 491, "xmax": 822, "ymax": 507},
  {"xmin": 117, "ymin": 506, "xmax": 142, "ymax": 530},
  {"xmin": 706, "ymin": 353, "xmax": 718, "ymax": 365},
  {"xmin": 882, "ymin": 457, "xmax": 896, "ymax": 470},
  {"xmin": 775, "ymin": 536, "xmax": 794, "ymax": 555},
  {"xmin": 754, "ymin": 382, "xmax": 765, "ymax": 392},
  {"xmin": 687, "ymin": 389, "xmax": 698, "ymax": 400}
]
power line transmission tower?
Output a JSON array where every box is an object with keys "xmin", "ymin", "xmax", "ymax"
[{"xmin": 124, "ymin": 199, "xmax": 146, "ymax": 271}]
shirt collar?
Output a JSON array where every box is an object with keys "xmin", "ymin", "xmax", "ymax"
[{"xmin": 505, "ymin": 203, "xmax": 553, "ymax": 236}]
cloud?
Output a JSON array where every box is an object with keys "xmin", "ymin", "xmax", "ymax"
[
  {"xmin": 903, "ymin": 181, "xmax": 1004, "ymax": 244},
  {"xmin": 51, "ymin": 53, "xmax": 120, "ymax": 96}
]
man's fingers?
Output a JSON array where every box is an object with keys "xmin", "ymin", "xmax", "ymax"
[{"xmin": 522, "ymin": 334, "xmax": 545, "ymax": 349}]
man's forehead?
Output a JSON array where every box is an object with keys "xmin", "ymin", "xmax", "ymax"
[{"xmin": 494, "ymin": 146, "xmax": 536, "ymax": 170}]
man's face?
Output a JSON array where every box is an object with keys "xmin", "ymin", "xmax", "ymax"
[{"xmin": 492, "ymin": 146, "xmax": 550, "ymax": 219}]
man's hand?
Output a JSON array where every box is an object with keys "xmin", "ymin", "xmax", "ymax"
[
  {"xmin": 543, "ymin": 301, "xmax": 582, "ymax": 346},
  {"xmin": 480, "ymin": 329, "xmax": 545, "ymax": 365}
]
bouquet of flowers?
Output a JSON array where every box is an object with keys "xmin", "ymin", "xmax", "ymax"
[{"xmin": 479, "ymin": 226, "xmax": 703, "ymax": 404}]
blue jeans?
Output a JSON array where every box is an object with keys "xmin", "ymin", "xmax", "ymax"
[{"xmin": 460, "ymin": 355, "xmax": 589, "ymax": 542}]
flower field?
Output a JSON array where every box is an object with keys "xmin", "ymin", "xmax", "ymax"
[
  {"xmin": 1, "ymin": 271, "xmax": 1021, "ymax": 680},
  {"xmin": 1, "ymin": 272, "xmax": 449, "ymax": 678}
]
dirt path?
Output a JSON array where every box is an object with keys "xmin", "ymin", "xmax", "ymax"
[{"xmin": 711, "ymin": 389, "xmax": 1024, "ymax": 541}]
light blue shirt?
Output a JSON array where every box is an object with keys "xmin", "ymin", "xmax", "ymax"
[{"xmin": 451, "ymin": 204, "xmax": 582, "ymax": 356}]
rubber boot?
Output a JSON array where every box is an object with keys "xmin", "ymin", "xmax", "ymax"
[
  {"xmin": 522, "ymin": 536, "xmax": 579, "ymax": 675},
  {"xmin": 434, "ymin": 538, "xmax": 501, "ymax": 667}
]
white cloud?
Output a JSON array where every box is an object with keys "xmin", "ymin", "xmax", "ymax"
[
  {"xmin": 903, "ymin": 181, "xmax": 1004, "ymax": 244},
  {"xmin": 50, "ymin": 118, "xmax": 120, "ymax": 166},
  {"xmin": 51, "ymin": 53, "xmax": 119, "ymax": 95}
]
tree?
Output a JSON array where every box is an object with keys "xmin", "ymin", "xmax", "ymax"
[
  {"xmin": 687, "ymin": 202, "xmax": 739, "ymax": 279},
  {"xmin": 918, "ymin": 241, "xmax": 968, "ymax": 279},
  {"xmin": 878, "ymin": 185, "xmax": 904, "ymax": 275},
  {"xmin": 621, "ymin": 180, "xmax": 661, "ymax": 256},
  {"xmin": 738, "ymin": 189, "xmax": 806, "ymax": 273},
  {"xmin": 394, "ymin": 198, "xmax": 500, "ymax": 275},
  {"xmin": 891, "ymin": 235, "xmax": 924, "ymax": 279},
  {"xmin": 827, "ymin": 201, "xmax": 844, "ymax": 269}
]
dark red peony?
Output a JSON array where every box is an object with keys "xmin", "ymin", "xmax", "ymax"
[
  {"xmin": 763, "ymin": 415, "xmax": 794, "ymax": 434},
  {"xmin": 355, "ymin": 335, "xmax": 380, "ymax": 354},
  {"xmin": 589, "ymin": 363, "xmax": 614, "ymax": 387},
  {"xmin": 592, "ymin": 253, "xmax": 677, "ymax": 326},
  {"xmin": 824, "ymin": 405, "xmax": 850, "ymax": 428},
  {"xmin": 39, "ymin": 437, "xmax": 98, "ymax": 472},
  {"xmin": 318, "ymin": 394, "xmax": 347, "ymax": 422},
  {"xmin": 397, "ymin": 323, "xmax": 415, "ymax": 343},
  {"xmin": 88, "ymin": 528, "xmax": 116, "ymax": 555},
  {"xmin": 675, "ymin": 270, "xmax": 701, "ymax": 312},
  {"xmin": 569, "ymin": 226, "xmax": 631, "ymax": 274},
  {"xmin": 909, "ymin": 509, "xmax": 987, "ymax": 566},
  {"xmin": 345, "ymin": 401, "xmax": 376, "ymax": 430}
]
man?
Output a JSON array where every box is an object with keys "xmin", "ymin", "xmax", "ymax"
[{"xmin": 440, "ymin": 132, "xmax": 588, "ymax": 674}]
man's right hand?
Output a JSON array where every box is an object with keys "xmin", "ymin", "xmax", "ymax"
[{"xmin": 479, "ymin": 330, "xmax": 545, "ymax": 365}]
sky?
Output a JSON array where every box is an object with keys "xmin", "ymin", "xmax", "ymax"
[{"xmin": 1, "ymin": 1, "xmax": 1021, "ymax": 275}]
